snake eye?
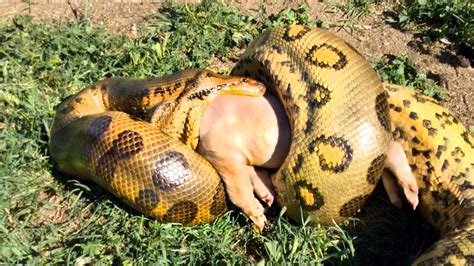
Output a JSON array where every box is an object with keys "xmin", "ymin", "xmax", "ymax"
[{"xmin": 241, "ymin": 78, "xmax": 248, "ymax": 83}]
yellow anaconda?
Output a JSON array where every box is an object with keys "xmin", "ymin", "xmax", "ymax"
[
  {"xmin": 49, "ymin": 25, "xmax": 473, "ymax": 263},
  {"xmin": 50, "ymin": 69, "xmax": 266, "ymax": 224},
  {"xmin": 231, "ymin": 25, "xmax": 392, "ymax": 224}
]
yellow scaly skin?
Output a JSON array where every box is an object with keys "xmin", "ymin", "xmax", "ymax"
[
  {"xmin": 385, "ymin": 84, "xmax": 473, "ymax": 265},
  {"xmin": 231, "ymin": 25, "xmax": 393, "ymax": 226},
  {"xmin": 50, "ymin": 69, "xmax": 266, "ymax": 224}
]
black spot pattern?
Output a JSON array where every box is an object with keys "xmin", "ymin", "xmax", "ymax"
[
  {"xmin": 294, "ymin": 180, "xmax": 324, "ymax": 211},
  {"xmin": 282, "ymin": 25, "xmax": 311, "ymax": 41},
  {"xmin": 304, "ymin": 119, "xmax": 315, "ymax": 134},
  {"xmin": 136, "ymin": 189, "xmax": 159, "ymax": 212},
  {"xmin": 441, "ymin": 159, "xmax": 450, "ymax": 172},
  {"xmin": 451, "ymin": 147, "xmax": 465, "ymax": 158},
  {"xmin": 436, "ymin": 145, "xmax": 447, "ymax": 159},
  {"xmin": 375, "ymin": 91, "xmax": 391, "ymax": 132},
  {"xmin": 210, "ymin": 184, "xmax": 227, "ymax": 216},
  {"xmin": 112, "ymin": 130, "xmax": 144, "ymax": 159},
  {"xmin": 152, "ymin": 151, "xmax": 189, "ymax": 191},
  {"xmin": 87, "ymin": 115, "xmax": 113, "ymax": 140},
  {"xmin": 412, "ymin": 147, "xmax": 432, "ymax": 159},
  {"xmin": 187, "ymin": 83, "xmax": 229, "ymax": 100},
  {"xmin": 271, "ymin": 44, "xmax": 282, "ymax": 53},
  {"xmin": 309, "ymin": 135, "xmax": 353, "ymax": 173},
  {"xmin": 292, "ymin": 154, "xmax": 305, "ymax": 174},
  {"xmin": 436, "ymin": 111, "xmax": 460, "ymax": 129},
  {"xmin": 459, "ymin": 180, "xmax": 474, "ymax": 192},
  {"xmin": 306, "ymin": 82, "xmax": 331, "ymax": 111},
  {"xmin": 153, "ymin": 87, "xmax": 165, "ymax": 97},
  {"xmin": 339, "ymin": 194, "xmax": 370, "ymax": 217},
  {"xmin": 163, "ymin": 200, "xmax": 198, "ymax": 225},
  {"xmin": 461, "ymin": 131, "xmax": 474, "ymax": 149},
  {"xmin": 94, "ymin": 129, "xmax": 143, "ymax": 183},
  {"xmin": 423, "ymin": 119, "xmax": 438, "ymax": 136},
  {"xmin": 306, "ymin": 43, "xmax": 348, "ymax": 70},
  {"xmin": 409, "ymin": 112, "xmax": 419, "ymax": 120},
  {"xmin": 179, "ymin": 113, "xmax": 193, "ymax": 145},
  {"xmin": 413, "ymin": 92, "xmax": 437, "ymax": 104},
  {"xmin": 367, "ymin": 154, "xmax": 387, "ymax": 185},
  {"xmin": 412, "ymin": 136, "xmax": 421, "ymax": 145}
]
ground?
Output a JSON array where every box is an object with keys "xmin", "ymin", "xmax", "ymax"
[{"xmin": 1, "ymin": 0, "xmax": 471, "ymax": 126}]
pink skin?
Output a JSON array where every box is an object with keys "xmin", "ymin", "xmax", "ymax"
[
  {"xmin": 197, "ymin": 94, "xmax": 418, "ymax": 231},
  {"xmin": 382, "ymin": 142, "xmax": 419, "ymax": 210},
  {"xmin": 197, "ymin": 94, "xmax": 290, "ymax": 230}
]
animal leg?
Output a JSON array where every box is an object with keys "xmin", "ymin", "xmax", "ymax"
[
  {"xmin": 250, "ymin": 168, "xmax": 275, "ymax": 207},
  {"xmin": 217, "ymin": 158, "xmax": 267, "ymax": 231},
  {"xmin": 383, "ymin": 141, "xmax": 419, "ymax": 209}
]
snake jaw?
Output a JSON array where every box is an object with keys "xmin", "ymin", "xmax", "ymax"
[{"xmin": 206, "ymin": 75, "xmax": 266, "ymax": 97}]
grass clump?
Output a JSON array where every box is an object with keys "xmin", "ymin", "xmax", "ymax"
[
  {"xmin": 332, "ymin": 0, "xmax": 382, "ymax": 20},
  {"xmin": 143, "ymin": 1, "xmax": 259, "ymax": 69},
  {"xmin": 256, "ymin": 4, "xmax": 329, "ymax": 29},
  {"xmin": 388, "ymin": 0, "xmax": 473, "ymax": 52},
  {"xmin": 372, "ymin": 55, "xmax": 443, "ymax": 99}
]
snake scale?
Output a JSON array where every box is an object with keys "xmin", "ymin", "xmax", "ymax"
[{"xmin": 49, "ymin": 25, "xmax": 473, "ymax": 264}]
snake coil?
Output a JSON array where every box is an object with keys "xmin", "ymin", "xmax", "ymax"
[{"xmin": 50, "ymin": 25, "xmax": 473, "ymax": 264}]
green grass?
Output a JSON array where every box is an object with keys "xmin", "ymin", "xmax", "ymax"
[
  {"xmin": 330, "ymin": 0, "xmax": 382, "ymax": 20},
  {"xmin": 1, "ymin": 1, "xmax": 444, "ymax": 264},
  {"xmin": 372, "ymin": 55, "xmax": 443, "ymax": 99},
  {"xmin": 387, "ymin": 0, "xmax": 473, "ymax": 52}
]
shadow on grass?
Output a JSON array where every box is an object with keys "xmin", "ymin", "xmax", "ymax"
[
  {"xmin": 344, "ymin": 183, "xmax": 438, "ymax": 265},
  {"xmin": 381, "ymin": 8, "xmax": 473, "ymax": 68}
]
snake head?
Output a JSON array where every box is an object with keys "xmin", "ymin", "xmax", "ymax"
[{"xmin": 202, "ymin": 70, "xmax": 266, "ymax": 97}]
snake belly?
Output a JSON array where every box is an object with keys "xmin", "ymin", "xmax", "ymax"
[
  {"xmin": 385, "ymin": 84, "xmax": 473, "ymax": 265},
  {"xmin": 231, "ymin": 25, "xmax": 393, "ymax": 224},
  {"xmin": 49, "ymin": 69, "xmax": 265, "ymax": 225}
]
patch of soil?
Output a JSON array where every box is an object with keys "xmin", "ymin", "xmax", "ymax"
[{"xmin": 0, "ymin": 1, "xmax": 162, "ymax": 36}]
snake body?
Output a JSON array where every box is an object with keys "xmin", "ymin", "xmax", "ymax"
[
  {"xmin": 385, "ymin": 84, "xmax": 473, "ymax": 265},
  {"xmin": 231, "ymin": 25, "xmax": 392, "ymax": 224},
  {"xmin": 50, "ymin": 69, "xmax": 266, "ymax": 224},
  {"xmin": 49, "ymin": 25, "xmax": 473, "ymax": 263}
]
